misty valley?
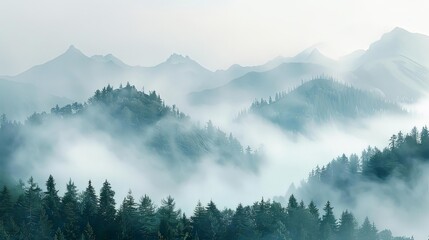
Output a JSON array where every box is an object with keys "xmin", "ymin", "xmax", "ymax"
[{"xmin": 2, "ymin": 27, "xmax": 429, "ymax": 240}]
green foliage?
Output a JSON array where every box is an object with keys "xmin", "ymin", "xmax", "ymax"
[
  {"xmin": 247, "ymin": 78, "xmax": 404, "ymax": 132},
  {"xmin": 97, "ymin": 180, "xmax": 116, "ymax": 239},
  {"xmin": 0, "ymin": 84, "xmax": 260, "ymax": 183},
  {"xmin": 0, "ymin": 176, "xmax": 408, "ymax": 240},
  {"xmin": 303, "ymin": 126, "xmax": 429, "ymax": 205}
]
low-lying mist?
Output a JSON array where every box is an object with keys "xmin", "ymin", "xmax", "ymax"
[{"xmin": 5, "ymin": 88, "xmax": 429, "ymax": 238}]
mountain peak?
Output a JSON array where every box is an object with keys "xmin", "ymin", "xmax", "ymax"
[
  {"xmin": 90, "ymin": 53, "xmax": 127, "ymax": 67},
  {"xmin": 166, "ymin": 53, "xmax": 192, "ymax": 64},
  {"xmin": 390, "ymin": 27, "xmax": 409, "ymax": 35},
  {"xmin": 380, "ymin": 27, "xmax": 412, "ymax": 41},
  {"xmin": 61, "ymin": 45, "xmax": 87, "ymax": 59}
]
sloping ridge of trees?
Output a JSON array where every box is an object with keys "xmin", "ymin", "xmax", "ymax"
[
  {"xmin": 0, "ymin": 83, "xmax": 260, "ymax": 185},
  {"xmin": 0, "ymin": 175, "xmax": 413, "ymax": 240},
  {"xmin": 299, "ymin": 126, "xmax": 429, "ymax": 204},
  {"xmin": 243, "ymin": 77, "xmax": 404, "ymax": 132}
]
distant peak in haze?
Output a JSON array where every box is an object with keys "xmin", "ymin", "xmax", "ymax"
[
  {"xmin": 166, "ymin": 53, "xmax": 193, "ymax": 64},
  {"xmin": 60, "ymin": 45, "xmax": 87, "ymax": 59},
  {"xmin": 390, "ymin": 27, "xmax": 410, "ymax": 35},
  {"xmin": 65, "ymin": 45, "xmax": 83, "ymax": 54},
  {"xmin": 90, "ymin": 53, "xmax": 127, "ymax": 67}
]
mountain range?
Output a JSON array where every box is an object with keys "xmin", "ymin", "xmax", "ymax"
[
  {"xmin": 1, "ymin": 27, "xmax": 429, "ymax": 120},
  {"xmin": 190, "ymin": 27, "xmax": 429, "ymax": 106}
]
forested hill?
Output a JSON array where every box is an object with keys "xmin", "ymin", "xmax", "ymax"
[
  {"xmin": 293, "ymin": 126, "xmax": 429, "ymax": 206},
  {"xmin": 0, "ymin": 175, "xmax": 412, "ymax": 240},
  {"xmin": 0, "ymin": 84, "xmax": 259, "ymax": 185},
  {"xmin": 244, "ymin": 78, "xmax": 404, "ymax": 132}
]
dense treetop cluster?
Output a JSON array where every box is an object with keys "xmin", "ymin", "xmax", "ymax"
[{"xmin": 0, "ymin": 176, "xmax": 412, "ymax": 240}]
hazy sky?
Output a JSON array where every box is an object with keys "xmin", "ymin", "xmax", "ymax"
[{"xmin": 1, "ymin": 0, "xmax": 429, "ymax": 75}]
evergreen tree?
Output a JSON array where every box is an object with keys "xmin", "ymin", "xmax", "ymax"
[
  {"xmin": 206, "ymin": 200, "xmax": 224, "ymax": 240},
  {"xmin": 358, "ymin": 217, "xmax": 377, "ymax": 240},
  {"xmin": 42, "ymin": 175, "xmax": 61, "ymax": 231},
  {"xmin": 191, "ymin": 201, "xmax": 210, "ymax": 239},
  {"xmin": 0, "ymin": 186, "xmax": 13, "ymax": 224},
  {"xmin": 138, "ymin": 195, "xmax": 158, "ymax": 239},
  {"xmin": 307, "ymin": 201, "xmax": 321, "ymax": 240},
  {"xmin": 81, "ymin": 180, "xmax": 98, "ymax": 229},
  {"xmin": 82, "ymin": 223, "xmax": 96, "ymax": 240},
  {"xmin": 178, "ymin": 213, "xmax": 192, "ymax": 240},
  {"xmin": 61, "ymin": 180, "xmax": 80, "ymax": 240},
  {"xmin": 17, "ymin": 177, "xmax": 43, "ymax": 238},
  {"xmin": 320, "ymin": 201, "xmax": 337, "ymax": 240},
  {"xmin": 97, "ymin": 180, "xmax": 116, "ymax": 239},
  {"xmin": 227, "ymin": 204, "xmax": 256, "ymax": 240},
  {"xmin": 158, "ymin": 196, "xmax": 180, "ymax": 240},
  {"xmin": 117, "ymin": 191, "xmax": 139, "ymax": 240},
  {"xmin": 337, "ymin": 210, "xmax": 356, "ymax": 240},
  {"xmin": 36, "ymin": 208, "xmax": 53, "ymax": 239}
]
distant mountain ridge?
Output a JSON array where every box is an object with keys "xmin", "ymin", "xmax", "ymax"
[
  {"xmin": 2, "ymin": 27, "xmax": 429, "ymax": 117},
  {"xmin": 242, "ymin": 78, "xmax": 405, "ymax": 132},
  {"xmin": 191, "ymin": 27, "xmax": 429, "ymax": 106},
  {"xmin": 189, "ymin": 63, "xmax": 333, "ymax": 106},
  {"xmin": 0, "ymin": 78, "xmax": 70, "ymax": 120}
]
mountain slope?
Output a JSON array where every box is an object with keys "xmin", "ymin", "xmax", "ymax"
[
  {"xmin": 0, "ymin": 84, "xmax": 260, "ymax": 181},
  {"xmin": 245, "ymin": 78, "xmax": 404, "ymax": 132},
  {"xmin": 11, "ymin": 45, "xmax": 140, "ymax": 101},
  {"xmin": 8, "ymin": 46, "xmax": 230, "ymax": 105},
  {"xmin": 189, "ymin": 63, "xmax": 333, "ymax": 106},
  {"xmin": 346, "ymin": 28, "xmax": 429, "ymax": 101},
  {"xmin": 0, "ymin": 78, "xmax": 70, "ymax": 120}
]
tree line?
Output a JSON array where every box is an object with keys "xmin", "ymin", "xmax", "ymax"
[{"xmin": 0, "ymin": 176, "xmax": 411, "ymax": 240}]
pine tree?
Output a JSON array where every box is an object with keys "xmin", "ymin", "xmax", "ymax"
[
  {"xmin": 17, "ymin": 177, "xmax": 43, "ymax": 238},
  {"xmin": 320, "ymin": 201, "xmax": 337, "ymax": 240},
  {"xmin": 42, "ymin": 175, "xmax": 61, "ymax": 231},
  {"xmin": 358, "ymin": 217, "xmax": 377, "ymax": 240},
  {"xmin": 158, "ymin": 196, "xmax": 181, "ymax": 240},
  {"xmin": 97, "ymin": 180, "xmax": 116, "ymax": 239},
  {"xmin": 337, "ymin": 210, "xmax": 356, "ymax": 240},
  {"xmin": 307, "ymin": 201, "xmax": 321, "ymax": 240},
  {"xmin": 138, "ymin": 195, "xmax": 158, "ymax": 240},
  {"xmin": 191, "ymin": 201, "xmax": 209, "ymax": 239},
  {"xmin": 227, "ymin": 204, "xmax": 256, "ymax": 240},
  {"xmin": 82, "ymin": 223, "xmax": 96, "ymax": 240},
  {"xmin": 206, "ymin": 200, "xmax": 224, "ymax": 240},
  {"xmin": 0, "ymin": 186, "xmax": 13, "ymax": 223},
  {"xmin": 178, "ymin": 213, "xmax": 192, "ymax": 240},
  {"xmin": 36, "ymin": 208, "xmax": 53, "ymax": 239},
  {"xmin": 61, "ymin": 180, "xmax": 80, "ymax": 240},
  {"xmin": 81, "ymin": 180, "xmax": 98, "ymax": 229},
  {"xmin": 117, "ymin": 191, "xmax": 139, "ymax": 240},
  {"xmin": 286, "ymin": 195, "xmax": 300, "ymax": 240}
]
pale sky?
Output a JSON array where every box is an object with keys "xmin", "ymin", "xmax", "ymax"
[{"xmin": 1, "ymin": 0, "xmax": 429, "ymax": 75}]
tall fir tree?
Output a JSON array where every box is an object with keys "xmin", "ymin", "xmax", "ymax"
[
  {"xmin": 97, "ymin": 180, "xmax": 116, "ymax": 239},
  {"xmin": 81, "ymin": 180, "xmax": 98, "ymax": 229},
  {"xmin": 42, "ymin": 175, "xmax": 61, "ymax": 231},
  {"xmin": 138, "ymin": 195, "xmax": 158, "ymax": 240},
  {"xmin": 61, "ymin": 180, "xmax": 80, "ymax": 240},
  {"xmin": 337, "ymin": 210, "xmax": 356, "ymax": 240},
  {"xmin": 158, "ymin": 196, "xmax": 180, "ymax": 240},
  {"xmin": 320, "ymin": 201, "xmax": 337, "ymax": 240}
]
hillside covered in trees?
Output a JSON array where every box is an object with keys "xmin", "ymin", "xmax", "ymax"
[
  {"xmin": 292, "ymin": 126, "xmax": 429, "ymax": 207},
  {"xmin": 0, "ymin": 84, "xmax": 260, "ymax": 186},
  {"xmin": 243, "ymin": 78, "xmax": 404, "ymax": 132},
  {"xmin": 0, "ymin": 175, "xmax": 412, "ymax": 240}
]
